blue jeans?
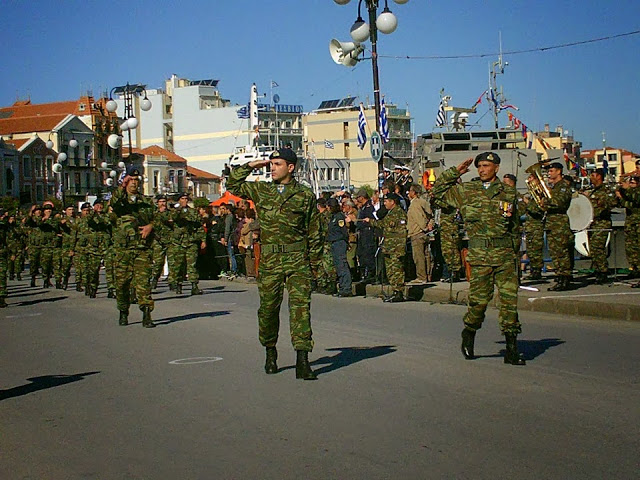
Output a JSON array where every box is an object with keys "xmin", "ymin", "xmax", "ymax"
[{"xmin": 227, "ymin": 243, "xmax": 237, "ymax": 273}]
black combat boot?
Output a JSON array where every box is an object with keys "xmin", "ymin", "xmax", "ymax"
[
  {"xmin": 548, "ymin": 276, "xmax": 566, "ymax": 291},
  {"xmin": 295, "ymin": 350, "xmax": 317, "ymax": 380},
  {"xmin": 30, "ymin": 276, "xmax": 36, "ymax": 287},
  {"xmin": 265, "ymin": 347, "xmax": 278, "ymax": 374},
  {"xmin": 0, "ymin": 296, "xmax": 7, "ymax": 308},
  {"xmin": 142, "ymin": 307, "xmax": 156, "ymax": 328},
  {"xmin": 594, "ymin": 272, "xmax": 608, "ymax": 285},
  {"xmin": 168, "ymin": 283, "xmax": 175, "ymax": 292},
  {"xmin": 528, "ymin": 269, "xmax": 542, "ymax": 281},
  {"xmin": 191, "ymin": 283, "xmax": 203, "ymax": 295},
  {"xmin": 461, "ymin": 328, "xmax": 476, "ymax": 360},
  {"xmin": 16, "ymin": 273, "xmax": 22, "ymax": 281},
  {"xmin": 55, "ymin": 279, "xmax": 62, "ymax": 289},
  {"xmin": 9, "ymin": 274, "xmax": 15, "ymax": 280},
  {"xmin": 76, "ymin": 283, "xmax": 84, "ymax": 292},
  {"xmin": 89, "ymin": 287, "xmax": 97, "ymax": 299},
  {"xmin": 62, "ymin": 276, "xmax": 69, "ymax": 290},
  {"xmin": 176, "ymin": 283, "xmax": 183, "ymax": 295},
  {"xmin": 119, "ymin": 311, "xmax": 128, "ymax": 326},
  {"xmin": 43, "ymin": 277, "xmax": 52, "ymax": 288},
  {"xmin": 130, "ymin": 288, "xmax": 138, "ymax": 304},
  {"xmin": 107, "ymin": 288, "xmax": 115, "ymax": 299},
  {"xmin": 151, "ymin": 278, "xmax": 158, "ymax": 290},
  {"xmin": 384, "ymin": 290, "xmax": 405, "ymax": 303},
  {"xmin": 504, "ymin": 334, "xmax": 526, "ymax": 365}
]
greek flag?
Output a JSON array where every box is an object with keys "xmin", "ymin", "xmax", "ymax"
[
  {"xmin": 380, "ymin": 98, "xmax": 390, "ymax": 143},
  {"xmin": 435, "ymin": 100, "xmax": 446, "ymax": 127},
  {"xmin": 117, "ymin": 169, "xmax": 126, "ymax": 185},
  {"xmin": 236, "ymin": 105, "xmax": 249, "ymax": 119},
  {"xmin": 324, "ymin": 140, "xmax": 334, "ymax": 149},
  {"xmin": 56, "ymin": 181, "xmax": 63, "ymax": 200},
  {"xmin": 357, "ymin": 104, "xmax": 367, "ymax": 150}
]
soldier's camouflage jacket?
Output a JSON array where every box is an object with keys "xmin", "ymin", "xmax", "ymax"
[
  {"xmin": 170, "ymin": 206, "xmax": 204, "ymax": 247},
  {"xmin": 542, "ymin": 180, "xmax": 572, "ymax": 235},
  {"xmin": 109, "ymin": 188, "xmax": 155, "ymax": 250},
  {"xmin": 588, "ymin": 184, "xmax": 618, "ymax": 228},
  {"xmin": 370, "ymin": 204, "xmax": 407, "ymax": 254}
]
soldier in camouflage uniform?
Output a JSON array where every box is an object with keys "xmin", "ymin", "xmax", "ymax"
[
  {"xmin": 366, "ymin": 192, "xmax": 408, "ymax": 303},
  {"xmin": 83, "ymin": 199, "xmax": 111, "ymax": 298},
  {"xmin": 74, "ymin": 203, "xmax": 92, "ymax": 292},
  {"xmin": 151, "ymin": 195, "xmax": 171, "ymax": 290},
  {"xmin": 227, "ymin": 147, "xmax": 322, "ymax": 380},
  {"xmin": 56, "ymin": 205, "xmax": 77, "ymax": 290},
  {"xmin": 26, "ymin": 202, "xmax": 59, "ymax": 288},
  {"xmin": 168, "ymin": 193, "xmax": 206, "ymax": 295},
  {"xmin": 109, "ymin": 166, "xmax": 156, "ymax": 328},
  {"xmin": 315, "ymin": 198, "xmax": 337, "ymax": 295},
  {"xmin": 523, "ymin": 201, "xmax": 546, "ymax": 280},
  {"xmin": 0, "ymin": 209, "xmax": 8, "ymax": 308},
  {"xmin": 616, "ymin": 174, "xmax": 640, "ymax": 283},
  {"xmin": 104, "ymin": 204, "xmax": 116, "ymax": 299},
  {"xmin": 432, "ymin": 152, "xmax": 525, "ymax": 366},
  {"xmin": 26, "ymin": 204, "xmax": 43, "ymax": 287},
  {"xmin": 436, "ymin": 203, "xmax": 463, "ymax": 282},
  {"xmin": 587, "ymin": 169, "xmax": 618, "ymax": 284},
  {"xmin": 7, "ymin": 212, "xmax": 25, "ymax": 281},
  {"xmin": 539, "ymin": 162, "xmax": 574, "ymax": 291}
]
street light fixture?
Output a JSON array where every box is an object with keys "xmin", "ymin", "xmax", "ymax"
[
  {"xmin": 105, "ymin": 82, "xmax": 152, "ymax": 158},
  {"xmin": 330, "ymin": 0, "xmax": 409, "ymax": 184}
]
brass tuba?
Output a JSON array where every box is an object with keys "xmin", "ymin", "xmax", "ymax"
[{"xmin": 525, "ymin": 162, "xmax": 552, "ymax": 207}]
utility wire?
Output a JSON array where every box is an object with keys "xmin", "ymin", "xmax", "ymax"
[{"xmin": 379, "ymin": 29, "xmax": 640, "ymax": 60}]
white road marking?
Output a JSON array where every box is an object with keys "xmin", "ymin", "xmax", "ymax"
[
  {"xmin": 6, "ymin": 312, "xmax": 43, "ymax": 319},
  {"xmin": 528, "ymin": 292, "xmax": 640, "ymax": 302},
  {"xmin": 169, "ymin": 357, "xmax": 223, "ymax": 365}
]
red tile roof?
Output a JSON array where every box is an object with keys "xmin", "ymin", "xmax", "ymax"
[
  {"xmin": 133, "ymin": 145, "xmax": 187, "ymax": 165},
  {"xmin": 5, "ymin": 138, "xmax": 30, "ymax": 149},
  {"xmin": 187, "ymin": 165, "xmax": 220, "ymax": 180},
  {"xmin": 0, "ymin": 96, "xmax": 101, "ymax": 118},
  {"xmin": 0, "ymin": 114, "xmax": 68, "ymax": 135}
]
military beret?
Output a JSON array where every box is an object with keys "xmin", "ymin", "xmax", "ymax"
[
  {"xmin": 178, "ymin": 192, "xmax": 189, "ymax": 199},
  {"xmin": 326, "ymin": 197, "xmax": 339, "ymax": 209},
  {"xmin": 316, "ymin": 197, "xmax": 327, "ymax": 207},
  {"xmin": 156, "ymin": 195, "xmax": 167, "ymax": 201},
  {"xmin": 33, "ymin": 205, "xmax": 43, "ymax": 211},
  {"xmin": 93, "ymin": 198, "xmax": 103, "ymax": 206},
  {"xmin": 385, "ymin": 192, "xmax": 400, "ymax": 203},
  {"xmin": 81, "ymin": 202, "xmax": 91, "ymax": 210},
  {"xmin": 503, "ymin": 173, "xmax": 517, "ymax": 183},
  {"xmin": 474, "ymin": 152, "xmax": 501, "ymax": 167},
  {"xmin": 546, "ymin": 162, "xmax": 564, "ymax": 171},
  {"xmin": 269, "ymin": 148, "xmax": 297, "ymax": 165},
  {"xmin": 126, "ymin": 164, "xmax": 141, "ymax": 176}
]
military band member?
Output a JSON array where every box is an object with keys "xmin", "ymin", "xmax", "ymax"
[
  {"xmin": 616, "ymin": 174, "xmax": 640, "ymax": 284},
  {"xmin": 432, "ymin": 152, "xmax": 525, "ymax": 365},
  {"xmin": 587, "ymin": 169, "xmax": 618, "ymax": 284}
]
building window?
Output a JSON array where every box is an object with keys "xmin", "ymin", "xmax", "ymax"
[
  {"xmin": 153, "ymin": 170, "xmax": 159, "ymax": 189},
  {"xmin": 35, "ymin": 157, "xmax": 44, "ymax": 178},
  {"xmin": 36, "ymin": 184, "xmax": 44, "ymax": 201},
  {"xmin": 46, "ymin": 158, "xmax": 53, "ymax": 175},
  {"xmin": 23, "ymin": 156, "xmax": 31, "ymax": 178}
]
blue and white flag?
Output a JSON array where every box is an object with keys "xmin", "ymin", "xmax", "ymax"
[
  {"xmin": 380, "ymin": 98, "xmax": 390, "ymax": 143},
  {"xmin": 357, "ymin": 104, "xmax": 367, "ymax": 150},
  {"xmin": 56, "ymin": 181, "xmax": 63, "ymax": 200},
  {"xmin": 117, "ymin": 169, "xmax": 126, "ymax": 185},
  {"xmin": 435, "ymin": 99, "xmax": 446, "ymax": 127},
  {"xmin": 324, "ymin": 139, "xmax": 334, "ymax": 149},
  {"xmin": 85, "ymin": 148, "xmax": 93, "ymax": 166},
  {"xmin": 103, "ymin": 191, "xmax": 112, "ymax": 201},
  {"xmin": 602, "ymin": 147, "xmax": 609, "ymax": 175},
  {"xmin": 236, "ymin": 105, "xmax": 249, "ymax": 119}
]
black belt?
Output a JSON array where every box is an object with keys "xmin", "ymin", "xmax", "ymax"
[
  {"xmin": 261, "ymin": 241, "xmax": 306, "ymax": 253},
  {"xmin": 468, "ymin": 237, "xmax": 513, "ymax": 248}
]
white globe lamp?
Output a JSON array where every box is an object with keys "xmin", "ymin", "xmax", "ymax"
[
  {"xmin": 57, "ymin": 152, "xmax": 67, "ymax": 162},
  {"xmin": 109, "ymin": 170, "xmax": 117, "ymax": 178},
  {"xmin": 118, "ymin": 161, "xmax": 126, "ymax": 169},
  {"xmin": 107, "ymin": 134, "xmax": 121, "ymax": 149},
  {"xmin": 69, "ymin": 138, "xmax": 79, "ymax": 149},
  {"xmin": 120, "ymin": 121, "xmax": 129, "ymax": 132},
  {"xmin": 393, "ymin": 0, "xmax": 409, "ymax": 4},
  {"xmin": 376, "ymin": 8, "xmax": 398, "ymax": 34},
  {"xmin": 106, "ymin": 99, "xmax": 118, "ymax": 113},
  {"xmin": 140, "ymin": 98, "xmax": 152, "ymax": 111},
  {"xmin": 106, "ymin": 178, "xmax": 114, "ymax": 187},
  {"xmin": 52, "ymin": 163, "xmax": 63, "ymax": 174},
  {"xmin": 46, "ymin": 139, "xmax": 54, "ymax": 149},
  {"xmin": 101, "ymin": 161, "xmax": 108, "ymax": 169},
  {"xmin": 350, "ymin": 17, "xmax": 370, "ymax": 43},
  {"xmin": 334, "ymin": 0, "xmax": 351, "ymax": 4},
  {"xmin": 127, "ymin": 117, "xmax": 139, "ymax": 129}
]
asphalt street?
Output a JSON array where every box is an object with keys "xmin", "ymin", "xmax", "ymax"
[{"xmin": 1, "ymin": 278, "xmax": 639, "ymax": 480}]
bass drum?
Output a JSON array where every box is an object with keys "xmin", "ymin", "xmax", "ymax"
[
  {"xmin": 567, "ymin": 194, "xmax": 594, "ymax": 232},
  {"xmin": 574, "ymin": 230, "xmax": 612, "ymax": 258}
]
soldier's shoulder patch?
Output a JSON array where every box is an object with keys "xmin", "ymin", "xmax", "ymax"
[{"xmin": 338, "ymin": 219, "xmax": 345, "ymax": 227}]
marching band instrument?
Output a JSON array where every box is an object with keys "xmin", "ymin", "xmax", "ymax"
[
  {"xmin": 567, "ymin": 194, "xmax": 594, "ymax": 232},
  {"xmin": 524, "ymin": 162, "xmax": 552, "ymax": 208}
]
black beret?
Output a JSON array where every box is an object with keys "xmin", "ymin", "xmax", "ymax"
[
  {"xmin": 156, "ymin": 195, "xmax": 167, "ymax": 201},
  {"xmin": 503, "ymin": 173, "xmax": 517, "ymax": 183},
  {"xmin": 354, "ymin": 188, "xmax": 370, "ymax": 199},
  {"xmin": 126, "ymin": 164, "xmax": 141, "ymax": 176},
  {"xmin": 178, "ymin": 192, "xmax": 189, "ymax": 199},
  {"xmin": 385, "ymin": 192, "xmax": 400, "ymax": 203},
  {"xmin": 326, "ymin": 197, "xmax": 339, "ymax": 209},
  {"xmin": 316, "ymin": 197, "xmax": 327, "ymax": 207},
  {"xmin": 93, "ymin": 198, "xmax": 103, "ymax": 206},
  {"xmin": 474, "ymin": 152, "xmax": 501, "ymax": 167},
  {"xmin": 546, "ymin": 162, "xmax": 564, "ymax": 171},
  {"xmin": 269, "ymin": 148, "xmax": 297, "ymax": 165},
  {"xmin": 81, "ymin": 202, "xmax": 91, "ymax": 210},
  {"xmin": 33, "ymin": 205, "xmax": 43, "ymax": 211}
]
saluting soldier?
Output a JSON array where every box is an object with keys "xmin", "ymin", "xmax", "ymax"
[
  {"xmin": 326, "ymin": 197, "xmax": 352, "ymax": 297},
  {"xmin": 109, "ymin": 165, "xmax": 156, "ymax": 328},
  {"xmin": 26, "ymin": 204, "xmax": 43, "ymax": 287},
  {"xmin": 226, "ymin": 147, "xmax": 322, "ymax": 380},
  {"xmin": 587, "ymin": 168, "xmax": 618, "ymax": 284},
  {"xmin": 365, "ymin": 192, "xmax": 408, "ymax": 303},
  {"xmin": 540, "ymin": 162, "xmax": 574, "ymax": 291},
  {"xmin": 26, "ymin": 202, "xmax": 59, "ymax": 288},
  {"xmin": 432, "ymin": 152, "xmax": 526, "ymax": 365}
]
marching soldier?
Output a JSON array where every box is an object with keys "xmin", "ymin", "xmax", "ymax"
[
  {"xmin": 432, "ymin": 152, "xmax": 525, "ymax": 365},
  {"xmin": 74, "ymin": 202, "xmax": 92, "ymax": 292},
  {"xmin": 7, "ymin": 212, "xmax": 26, "ymax": 281},
  {"xmin": 26, "ymin": 202, "xmax": 59, "ymax": 288},
  {"xmin": 587, "ymin": 168, "xmax": 618, "ymax": 284},
  {"xmin": 0, "ymin": 209, "xmax": 8, "ymax": 308},
  {"xmin": 365, "ymin": 192, "xmax": 408, "ymax": 303},
  {"xmin": 84, "ymin": 198, "xmax": 111, "ymax": 298},
  {"xmin": 540, "ymin": 162, "xmax": 574, "ymax": 291},
  {"xmin": 57, "ymin": 205, "xmax": 77, "ymax": 290},
  {"xmin": 168, "ymin": 193, "xmax": 206, "ymax": 295},
  {"xmin": 26, "ymin": 204, "xmax": 43, "ymax": 287},
  {"xmin": 151, "ymin": 195, "xmax": 171, "ymax": 290},
  {"xmin": 109, "ymin": 165, "xmax": 156, "ymax": 328},
  {"xmin": 616, "ymin": 174, "xmax": 640, "ymax": 283}
]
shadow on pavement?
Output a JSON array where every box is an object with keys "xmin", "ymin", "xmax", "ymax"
[
  {"xmin": 495, "ymin": 337, "xmax": 565, "ymax": 361},
  {"xmin": 151, "ymin": 310, "xmax": 232, "ymax": 325},
  {"xmin": 0, "ymin": 371, "xmax": 100, "ymax": 402},
  {"xmin": 15, "ymin": 296, "xmax": 68, "ymax": 307},
  {"xmin": 7, "ymin": 291, "xmax": 47, "ymax": 299},
  {"xmin": 280, "ymin": 345, "xmax": 397, "ymax": 376}
]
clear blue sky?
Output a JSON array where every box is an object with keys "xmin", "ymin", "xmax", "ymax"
[{"xmin": 2, "ymin": 0, "xmax": 639, "ymax": 153}]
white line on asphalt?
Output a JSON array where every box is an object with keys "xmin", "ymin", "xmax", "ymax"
[
  {"xmin": 169, "ymin": 357, "xmax": 223, "ymax": 365},
  {"xmin": 528, "ymin": 292, "xmax": 640, "ymax": 302},
  {"xmin": 6, "ymin": 312, "xmax": 43, "ymax": 319},
  {"xmin": 203, "ymin": 303, "xmax": 236, "ymax": 307}
]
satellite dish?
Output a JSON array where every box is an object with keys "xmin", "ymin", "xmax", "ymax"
[{"xmin": 273, "ymin": 94, "xmax": 280, "ymax": 104}]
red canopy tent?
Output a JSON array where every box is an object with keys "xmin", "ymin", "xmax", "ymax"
[{"xmin": 210, "ymin": 190, "xmax": 254, "ymax": 208}]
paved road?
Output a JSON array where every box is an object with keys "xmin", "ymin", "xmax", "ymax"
[{"xmin": 1, "ymin": 278, "xmax": 638, "ymax": 480}]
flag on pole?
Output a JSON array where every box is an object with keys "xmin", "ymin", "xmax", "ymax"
[
  {"xmin": 435, "ymin": 99, "xmax": 446, "ymax": 127},
  {"xmin": 117, "ymin": 169, "xmax": 126, "ymax": 185},
  {"xmin": 324, "ymin": 140, "xmax": 334, "ymax": 149},
  {"xmin": 271, "ymin": 80, "xmax": 279, "ymax": 88},
  {"xmin": 357, "ymin": 104, "xmax": 367, "ymax": 150},
  {"xmin": 380, "ymin": 97, "xmax": 390, "ymax": 143},
  {"xmin": 236, "ymin": 105, "xmax": 249, "ymax": 119},
  {"xmin": 602, "ymin": 147, "xmax": 608, "ymax": 175}
]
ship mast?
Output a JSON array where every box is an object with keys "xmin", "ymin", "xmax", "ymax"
[
  {"xmin": 250, "ymin": 83, "xmax": 259, "ymax": 146},
  {"xmin": 489, "ymin": 32, "xmax": 508, "ymax": 128}
]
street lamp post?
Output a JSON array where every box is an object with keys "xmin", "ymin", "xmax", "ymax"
[
  {"xmin": 330, "ymin": 0, "xmax": 409, "ymax": 185},
  {"xmin": 105, "ymin": 83, "xmax": 152, "ymax": 160}
]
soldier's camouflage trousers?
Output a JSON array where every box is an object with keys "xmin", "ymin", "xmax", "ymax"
[
  {"xmin": 257, "ymin": 251, "xmax": 313, "ymax": 352},
  {"xmin": 152, "ymin": 242, "xmax": 169, "ymax": 281},
  {"xmin": 29, "ymin": 247, "xmax": 42, "ymax": 277},
  {"xmin": 104, "ymin": 248, "xmax": 115, "ymax": 289},
  {"xmin": 384, "ymin": 250, "xmax": 405, "ymax": 292},
  {"xmin": 8, "ymin": 247, "xmax": 24, "ymax": 278},
  {"xmin": 57, "ymin": 249, "xmax": 74, "ymax": 283},
  {"xmin": 464, "ymin": 262, "xmax": 521, "ymax": 335},
  {"xmin": 85, "ymin": 252, "xmax": 103, "ymax": 292},
  {"xmin": 547, "ymin": 226, "xmax": 574, "ymax": 277},
  {"xmin": 39, "ymin": 247, "xmax": 55, "ymax": 279},
  {"xmin": 168, "ymin": 243, "xmax": 199, "ymax": 284},
  {"xmin": 114, "ymin": 248, "xmax": 154, "ymax": 313},
  {"xmin": 439, "ymin": 221, "xmax": 462, "ymax": 271},
  {"xmin": 317, "ymin": 243, "xmax": 336, "ymax": 289},
  {"xmin": 525, "ymin": 220, "xmax": 545, "ymax": 272},
  {"xmin": 588, "ymin": 220, "xmax": 611, "ymax": 274},
  {"xmin": 75, "ymin": 251, "xmax": 86, "ymax": 286},
  {"xmin": 0, "ymin": 252, "xmax": 7, "ymax": 296},
  {"xmin": 624, "ymin": 218, "xmax": 640, "ymax": 270}
]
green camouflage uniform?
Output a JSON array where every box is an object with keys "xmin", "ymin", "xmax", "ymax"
[
  {"xmin": 587, "ymin": 185, "xmax": 618, "ymax": 274},
  {"xmin": 57, "ymin": 216, "xmax": 77, "ymax": 286},
  {"xmin": 370, "ymin": 205, "xmax": 407, "ymax": 293},
  {"xmin": 26, "ymin": 217, "xmax": 42, "ymax": 280},
  {"xmin": 152, "ymin": 209, "xmax": 172, "ymax": 283},
  {"xmin": 432, "ymin": 167, "xmax": 521, "ymax": 335},
  {"xmin": 618, "ymin": 186, "xmax": 640, "ymax": 271},
  {"xmin": 543, "ymin": 181, "xmax": 574, "ymax": 277},
  {"xmin": 524, "ymin": 202, "xmax": 546, "ymax": 273},
  {"xmin": 84, "ymin": 211, "xmax": 112, "ymax": 293},
  {"xmin": 227, "ymin": 163, "xmax": 322, "ymax": 352},
  {"xmin": 7, "ymin": 219, "xmax": 26, "ymax": 279},
  {"xmin": 109, "ymin": 188, "xmax": 156, "ymax": 314},
  {"xmin": 437, "ymin": 206, "xmax": 463, "ymax": 275},
  {"xmin": 317, "ymin": 209, "xmax": 337, "ymax": 292},
  {"xmin": 0, "ymin": 218, "xmax": 8, "ymax": 299},
  {"xmin": 26, "ymin": 215, "xmax": 59, "ymax": 283},
  {"xmin": 168, "ymin": 206, "xmax": 205, "ymax": 286}
]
